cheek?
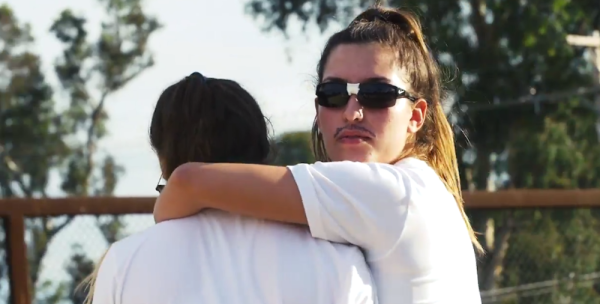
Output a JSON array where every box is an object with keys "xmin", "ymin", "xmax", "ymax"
[
  {"xmin": 389, "ymin": 102, "xmax": 414, "ymax": 132},
  {"xmin": 370, "ymin": 106, "xmax": 411, "ymax": 142},
  {"xmin": 317, "ymin": 107, "xmax": 339, "ymax": 137},
  {"xmin": 367, "ymin": 108, "xmax": 402, "ymax": 133}
]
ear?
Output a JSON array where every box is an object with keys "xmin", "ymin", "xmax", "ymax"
[{"xmin": 408, "ymin": 99, "xmax": 427, "ymax": 134}]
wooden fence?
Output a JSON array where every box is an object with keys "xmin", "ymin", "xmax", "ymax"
[{"xmin": 2, "ymin": 189, "xmax": 600, "ymax": 304}]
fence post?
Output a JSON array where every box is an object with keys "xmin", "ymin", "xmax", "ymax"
[{"xmin": 6, "ymin": 214, "xmax": 31, "ymax": 304}]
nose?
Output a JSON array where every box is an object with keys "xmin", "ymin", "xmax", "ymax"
[{"xmin": 343, "ymin": 95, "xmax": 363, "ymax": 123}]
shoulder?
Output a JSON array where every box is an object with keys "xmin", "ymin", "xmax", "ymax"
[
  {"xmin": 110, "ymin": 221, "xmax": 169, "ymax": 251},
  {"xmin": 394, "ymin": 157, "xmax": 439, "ymax": 180},
  {"xmin": 389, "ymin": 159, "xmax": 472, "ymax": 258},
  {"xmin": 290, "ymin": 158, "xmax": 435, "ymax": 183},
  {"xmin": 393, "ymin": 157, "xmax": 451, "ymax": 198},
  {"xmin": 288, "ymin": 160, "xmax": 411, "ymax": 197},
  {"xmin": 104, "ymin": 227, "xmax": 153, "ymax": 274},
  {"xmin": 109, "ymin": 211, "xmax": 267, "ymax": 263},
  {"xmin": 107, "ymin": 218, "xmax": 194, "ymax": 264},
  {"xmin": 393, "ymin": 157, "xmax": 458, "ymax": 215}
]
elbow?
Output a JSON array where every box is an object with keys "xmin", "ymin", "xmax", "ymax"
[
  {"xmin": 153, "ymin": 162, "xmax": 205, "ymax": 223},
  {"xmin": 161, "ymin": 162, "xmax": 208, "ymax": 206},
  {"xmin": 168, "ymin": 162, "xmax": 202, "ymax": 192}
]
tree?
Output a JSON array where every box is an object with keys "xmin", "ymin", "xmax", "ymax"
[
  {"xmin": 0, "ymin": 5, "xmax": 68, "ymax": 301},
  {"xmin": 271, "ymin": 131, "xmax": 314, "ymax": 165},
  {"xmin": 0, "ymin": 0, "xmax": 160, "ymax": 302},
  {"xmin": 244, "ymin": 0, "xmax": 600, "ymax": 302}
]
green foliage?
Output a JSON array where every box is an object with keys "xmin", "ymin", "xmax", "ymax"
[
  {"xmin": 244, "ymin": 0, "xmax": 600, "ymax": 301},
  {"xmin": 271, "ymin": 131, "xmax": 314, "ymax": 165},
  {"xmin": 65, "ymin": 245, "xmax": 96, "ymax": 304},
  {"xmin": 0, "ymin": 0, "xmax": 159, "ymax": 302},
  {"xmin": 0, "ymin": 5, "xmax": 67, "ymax": 198},
  {"xmin": 50, "ymin": 0, "xmax": 160, "ymax": 196}
]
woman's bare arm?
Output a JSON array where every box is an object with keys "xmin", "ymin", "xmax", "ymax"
[{"xmin": 153, "ymin": 162, "xmax": 307, "ymax": 224}]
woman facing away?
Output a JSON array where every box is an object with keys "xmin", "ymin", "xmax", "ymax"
[
  {"xmin": 154, "ymin": 6, "xmax": 483, "ymax": 304},
  {"xmin": 83, "ymin": 73, "xmax": 376, "ymax": 304}
]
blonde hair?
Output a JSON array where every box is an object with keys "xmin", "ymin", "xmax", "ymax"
[
  {"xmin": 311, "ymin": 6, "xmax": 483, "ymax": 254},
  {"xmin": 78, "ymin": 249, "xmax": 109, "ymax": 304}
]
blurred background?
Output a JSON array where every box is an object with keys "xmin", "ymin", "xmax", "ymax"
[{"xmin": 1, "ymin": 0, "xmax": 600, "ymax": 303}]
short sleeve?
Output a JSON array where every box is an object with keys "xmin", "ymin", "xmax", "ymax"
[
  {"xmin": 91, "ymin": 247, "xmax": 119, "ymax": 304},
  {"xmin": 288, "ymin": 161, "xmax": 410, "ymax": 261}
]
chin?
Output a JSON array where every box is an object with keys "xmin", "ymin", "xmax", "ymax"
[{"xmin": 332, "ymin": 151, "xmax": 374, "ymax": 163}]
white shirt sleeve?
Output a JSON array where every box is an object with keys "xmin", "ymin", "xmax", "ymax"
[
  {"xmin": 91, "ymin": 247, "xmax": 119, "ymax": 304},
  {"xmin": 288, "ymin": 161, "xmax": 410, "ymax": 261}
]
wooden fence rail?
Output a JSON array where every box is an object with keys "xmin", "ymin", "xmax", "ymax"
[{"xmin": 2, "ymin": 189, "xmax": 600, "ymax": 304}]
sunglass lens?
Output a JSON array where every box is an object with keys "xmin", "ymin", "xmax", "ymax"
[
  {"xmin": 316, "ymin": 83, "xmax": 349, "ymax": 108},
  {"xmin": 358, "ymin": 83, "xmax": 398, "ymax": 108}
]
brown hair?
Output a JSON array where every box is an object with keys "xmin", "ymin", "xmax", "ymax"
[
  {"xmin": 81, "ymin": 72, "xmax": 273, "ymax": 303},
  {"xmin": 150, "ymin": 72, "xmax": 272, "ymax": 177},
  {"xmin": 311, "ymin": 6, "xmax": 483, "ymax": 253}
]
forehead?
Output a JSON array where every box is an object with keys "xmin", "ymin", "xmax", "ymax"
[{"xmin": 322, "ymin": 43, "xmax": 408, "ymax": 87}]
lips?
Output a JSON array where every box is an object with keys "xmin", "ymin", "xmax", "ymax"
[
  {"xmin": 339, "ymin": 135, "xmax": 370, "ymax": 140},
  {"xmin": 336, "ymin": 130, "xmax": 373, "ymax": 143}
]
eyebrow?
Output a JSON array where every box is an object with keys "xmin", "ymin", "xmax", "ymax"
[{"xmin": 322, "ymin": 77, "xmax": 392, "ymax": 83}]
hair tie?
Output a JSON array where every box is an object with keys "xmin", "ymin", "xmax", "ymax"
[{"xmin": 189, "ymin": 72, "xmax": 208, "ymax": 83}]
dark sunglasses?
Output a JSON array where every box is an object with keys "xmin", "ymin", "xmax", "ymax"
[
  {"xmin": 316, "ymin": 82, "xmax": 417, "ymax": 109},
  {"xmin": 155, "ymin": 175, "xmax": 165, "ymax": 193}
]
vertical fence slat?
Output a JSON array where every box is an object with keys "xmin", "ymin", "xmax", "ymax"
[{"xmin": 6, "ymin": 214, "xmax": 30, "ymax": 304}]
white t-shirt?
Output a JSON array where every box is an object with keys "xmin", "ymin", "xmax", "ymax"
[
  {"xmin": 92, "ymin": 210, "xmax": 375, "ymax": 304},
  {"xmin": 288, "ymin": 158, "xmax": 481, "ymax": 304}
]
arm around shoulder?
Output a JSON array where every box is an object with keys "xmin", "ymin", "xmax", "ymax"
[{"xmin": 155, "ymin": 162, "xmax": 308, "ymax": 224}]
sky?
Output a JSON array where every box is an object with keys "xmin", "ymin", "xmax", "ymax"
[
  {"xmin": 5, "ymin": 0, "xmax": 339, "ymax": 197},
  {"xmin": 2, "ymin": 0, "xmax": 341, "ymax": 297}
]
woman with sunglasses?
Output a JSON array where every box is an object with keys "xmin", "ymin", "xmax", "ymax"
[
  {"xmin": 84, "ymin": 73, "xmax": 375, "ymax": 304},
  {"xmin": 155, "ymin": 6, "xmax": 482, "ymax": 304}
]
